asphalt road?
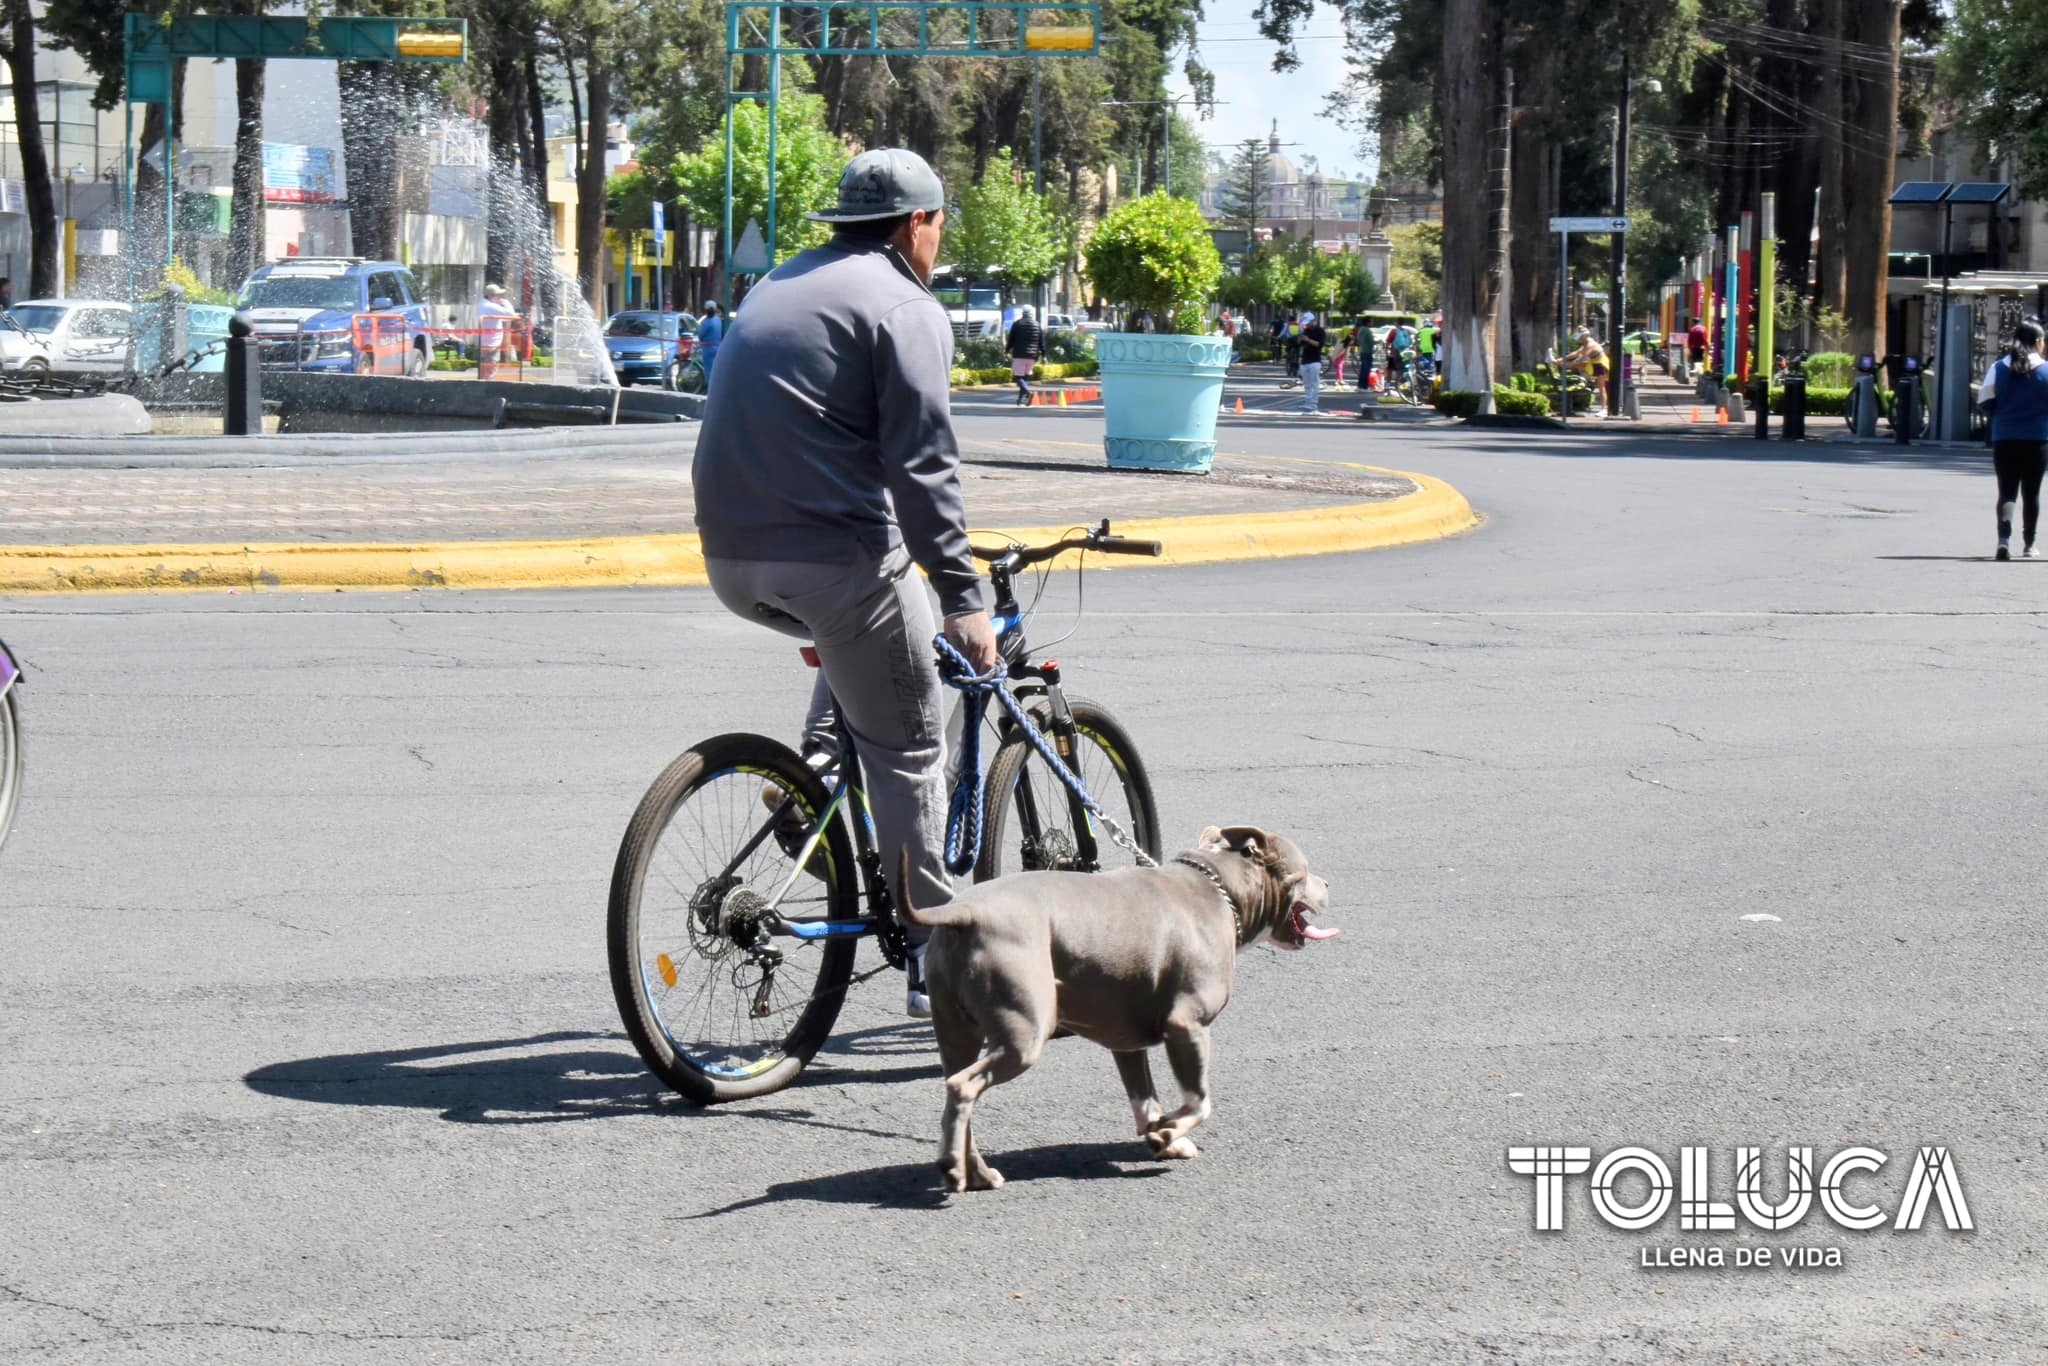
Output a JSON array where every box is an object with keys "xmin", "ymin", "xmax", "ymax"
[{"xmin": 4, "ymin": 415, "xmax": 2044, "ymax": 1363}]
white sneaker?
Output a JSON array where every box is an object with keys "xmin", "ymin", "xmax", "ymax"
[
  {"xmin": 905, "ymin": 940, "xmax": 933, "ymax": 1019},
  {"xmin": 2027, "ymin": 544, "xmax": 2039, "ymax": 560}
]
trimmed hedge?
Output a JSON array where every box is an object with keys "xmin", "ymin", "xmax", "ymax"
[
  {"xmin": 1768, "ymin": 385, "xmax": 1855, "ymax": 417},
  {"xmin": 1434, "ymin": 386, "xmax": 1554, "ymax": 420},
  {"xmin": 949, "ymin": 357, "xmax": 1099, "ymax": 387}
]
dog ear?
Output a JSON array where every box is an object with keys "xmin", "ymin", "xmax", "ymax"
[
  {"xmin": 1212, "ymin": 825, "xmax": 1270, "ymax": 864},
  {"xmin": 1197, "ymin": 825, "xmax": 1229, "ymax": 853}
]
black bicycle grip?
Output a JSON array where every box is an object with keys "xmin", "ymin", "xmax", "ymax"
[{"xmin": 1096, "ymin": 536, "xmax": 1163, "ymax": 556}]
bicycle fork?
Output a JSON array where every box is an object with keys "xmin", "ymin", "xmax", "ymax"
[{"xmin": 1006, "ymin": 663, "xmax": 1103, "ymax": 872}]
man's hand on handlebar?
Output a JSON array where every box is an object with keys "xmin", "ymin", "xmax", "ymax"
[{"xmin": 943, "ymin": 610, "xmax": 1002, "ymax": 675}]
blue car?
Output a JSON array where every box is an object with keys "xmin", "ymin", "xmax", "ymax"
[
  {"xmin": 604, "ymin": 311, "xmax": 696, "ymax": 386},
  {"xmin": 236, "ymin": 258, "xmax": 434, "ymax": 375}
]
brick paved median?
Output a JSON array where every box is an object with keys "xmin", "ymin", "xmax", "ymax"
[{"xmin": 0, "ymin": 433, "xmax": 1412, "ymax": 547}]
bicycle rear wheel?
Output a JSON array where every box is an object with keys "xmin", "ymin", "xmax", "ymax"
[
  {"xmin": 0, "ymin": 685, "xmax": 19, "ymax": 853},
  {"xmin": 976, "ymin": 697, "xmax": 1161, "ymax": 881},
  {"xmin": 608, "ymin": 732, "xmax": 858, "ymax": 1102}
]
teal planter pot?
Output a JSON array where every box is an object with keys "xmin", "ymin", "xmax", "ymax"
[{"xmin": 1096, "ymin": 332, "xmax": 1233, "ymax": 473}]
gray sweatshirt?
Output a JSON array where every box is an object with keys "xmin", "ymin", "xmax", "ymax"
[{"xmin": 692, "ymin": 237, "xmax": 984, "ymax": 618}]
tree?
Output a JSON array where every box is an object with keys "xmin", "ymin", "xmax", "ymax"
[
  {"xmin": 945, "ymin": 149, "xmax": 1062, "ymax": 300},
  {"xmin": 1386, "ymin": 222, "xmax": 1441, "ymax": 311},
  {"xmin": 1084, "ymin": 190, "xmax": 1222, "ymax": 333},
  {"xmin": 1216, "ymin": 139, "xmax": 1267, "ymax": 246},
  {"xmin": 1942, "ymin": 0, "xmax": 2048, "ymax": 192},
  {"xmin": 673, "ymin": 91, "xmax": 845, "ymax": 266},
  {"xmin": 0, "ymin": 0, "xmax": 55, "ymax": 296},
  {"xmin": 1438, "ymin": 0, "xmax": 1507, "ymax": 401}
]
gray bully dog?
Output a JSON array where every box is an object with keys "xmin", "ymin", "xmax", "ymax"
[{"xmin": 900, "ymin": 824, "xmax": 1335, "ymax": 1193}]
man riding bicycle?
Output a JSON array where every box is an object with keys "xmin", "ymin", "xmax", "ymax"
[{"xmin": 691, "ymin": 148, "xmax": 1000, "ymax": 1018}]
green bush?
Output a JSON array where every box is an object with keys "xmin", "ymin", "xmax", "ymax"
[
  {"xmin": 1768, "ymin": 385, "xmax": 1856, "ymax": 417},
  {"xmin": 956, "ymin": 335, "xmax": 1007, "ymax": 369},
  {"xmin": 1041, "ymin": 329, "xmax": 1093, "ymax": 364},
  {"xmin": 1433, "ymin": 386, "xmax": 1554, "ymax": 419},
  {"xmin": 949, "ymin": 357, "xmax": 1099, "ymax": 388},
  {"xmin": 1507, "ymin": 371, "xmax": 1539, "ymax": 393},
  {"xmin": 1495, "ymin": 387, "xmax": 1552, "ymax": 416},
  {"xmin": 1802, "ymin": 351, "xmax": 1853, "ymax": 388},
  {"xmin": 1083, "ymin": 192, "xmax": 1224, "ymax": 335},
  {"xmin": 1235, "ymin": 340, "xmax": 1276, "ymax": 363}
]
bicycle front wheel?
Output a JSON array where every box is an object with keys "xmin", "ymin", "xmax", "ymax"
[
  {"xmin": 608, "ymin": 732, "xmax": 858, "ymax": 1103},
  {"xmin": 976, "ymin": 697, "xmax": 1161, "ymax": 881},
  {"xmin": 0, "ymin": 685, "xmax": 20, "ymax": 853}
]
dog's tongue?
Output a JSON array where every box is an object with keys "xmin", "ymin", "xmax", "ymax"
[{"xmin": 1293, "ymin": 903, "xmax": 1340, "ymax": 941}]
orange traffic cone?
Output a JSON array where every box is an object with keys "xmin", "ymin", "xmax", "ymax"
[
  {"xmin": 1689, "ymin": 406, "xmax": 1701, "ymax": 423},
  {"xmin": 1716, "ymin": 406, "xmax": 1729, "ymax": 424},
  {"xmin": 1234, "ymin": 396, "xmax": 1246, "ymax": 414}
]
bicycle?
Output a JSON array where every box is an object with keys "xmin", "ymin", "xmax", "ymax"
[
  {"xmin": 608, "ymin": 521, "xmax": 1164, "ymax": 1102},
  {"xmin": 0, "ymin": 637, "xmax": 20, "ymax": 852}
]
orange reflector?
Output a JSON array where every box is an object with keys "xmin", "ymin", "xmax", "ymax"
[
  {"xmin": 799, "ymin": 646, "xmax": 821, "ymax": 668},
  {"xmin": 656, "ymin": 953, "xmax": 678, "ymax": 988},
  {"xmin": 1025, "ymin": 25, "xmax": 1093, "ymax": 50}
]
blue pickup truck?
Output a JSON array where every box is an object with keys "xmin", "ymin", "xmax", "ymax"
[{"xmin": 236, "ymin": 258, "xmax": 434, "ymax": 375}]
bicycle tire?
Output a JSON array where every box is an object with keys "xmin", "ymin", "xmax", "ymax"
[
  {"xmin": 675, "ymin": 358, "xmax": 708, "ymax": 395},
  {"xmin": 608, "ymin": 732, "xmax": 858, "ymax": 1103},
  {"xmin": 0, "ymin": 685, "xmax": 20, "ymax": 853},
  {"xmin": 976, "ymin": 697, "xmax": 1161, "ymax": 881}
]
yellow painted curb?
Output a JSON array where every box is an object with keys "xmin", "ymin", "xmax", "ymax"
[{"xmin": 0, "ymin": 465, "xmax": 1475, "ymax": 595}]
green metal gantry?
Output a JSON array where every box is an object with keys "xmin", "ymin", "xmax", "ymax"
[
  {"xmin": 122, "ymin": 13, "xmax": 468, "ymax": 287},
  {"xmin": 721, "ymin": 2, "xmax": 1100, "ymax": 306}
]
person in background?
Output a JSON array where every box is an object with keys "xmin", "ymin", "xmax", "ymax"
[
  {"xmin": 695, "ymin": 300, "xmax": 725, "ymax": 378},
  {"xmin": 1416, "ymin": 317, "xmax": 1438, "ymax": 367},
  {"xmin": 1297, "ymin": 311, "xmax": 1327, "ymax": 416},
  {"xmin": 1686, "ymin": 316, "xmax": 1709, "ymax": 375},
  {"xmin": 477, "ymin": 282, "xmax": 518, "ymax": 364},
  {"xmin": 1006, "ymin": 304, "xmax": 1042, "ymax": 407},
  {"xmin": 0, "ymin": 278, "xmax": 15, "ymax": 315},
  {"xmin": 1988, "ymin": 320, "xmax": 2048, "ymax": 560},
  {"xmin": 1332, "ymin": 325, "xmax": 1354, "ymax": 388}
]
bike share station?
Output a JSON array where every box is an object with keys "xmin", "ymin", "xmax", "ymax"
[
  {"xmin": 1549, "ymin": 216, "xmax": 1638, "ymax": 423},
  {"xmin": 1879, "ymin": 179, "xmax": 2014, "ymax": 445}
]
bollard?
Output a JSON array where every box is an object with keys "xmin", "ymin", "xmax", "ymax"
[
  {"xmin": 1751, "ymin": 376, "xmax": 1770, "ymax": 440},
  {"xmin": 1781, "ymin": 370, "xmax": 1806, "ymax": 441},
  {"xmin": 225, "ymin": 312, "xmax": 262, "ymax": 437}
]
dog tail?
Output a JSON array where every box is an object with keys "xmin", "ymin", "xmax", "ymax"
[{"xmin": 896, "ymin": 849, "xmax": 973, "ymax": 928}]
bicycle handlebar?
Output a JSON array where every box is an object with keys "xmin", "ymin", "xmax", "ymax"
[{"xmin": 971, "ymin": 519, "xmax": 1162, "ymax": 567}]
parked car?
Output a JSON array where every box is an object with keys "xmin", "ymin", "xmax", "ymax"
[
  {"xmin": 10, "ymin": 299, "xmax": 135, "ymax": 376},
  {"xmin": 0, "ymin": 311, "xmax": 53, "ymax": 375},
  {"xmin": 235, "ymin": 257, "xmax": 433, "ymax": 375},
  {"xmin": 1073, "ymin": 318, "xmax": 1113, "ymax": 335},
  {"xmin": 1042, "ymin": 312, "xmax": 1078, "ymax": 331},
  {"xmin": 603, "ymin": 310, "xmax": 696, "ymax": 387}
]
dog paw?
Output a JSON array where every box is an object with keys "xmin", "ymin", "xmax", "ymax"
[
  {"xmin": 969, "ymin": 1164, "xmax": 1006, "ymax": 1191},
  {"xmin": 939, "ymin": 1160, "xmax": 971, "ymax": 1194},
  {"xmin": 1158, "ymin": 1137, "xmax": 1200, "ymax": 1161}
]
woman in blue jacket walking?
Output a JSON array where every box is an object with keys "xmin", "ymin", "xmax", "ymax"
[{"xmin": 1991, "ymin": 320, "xmax": 2048, "ymax": 560}]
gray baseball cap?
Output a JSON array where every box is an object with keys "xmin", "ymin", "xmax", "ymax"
[{"xmin": 808, "ymin": 148, "xmax": 946, "ymax": 223}]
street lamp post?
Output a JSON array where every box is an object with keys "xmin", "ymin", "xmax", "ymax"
[{"xmin": 1609, "ymin": 49, "xmax": 1631, "ymax": 417}]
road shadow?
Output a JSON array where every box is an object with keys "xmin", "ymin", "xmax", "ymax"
[
  {"xmin": 685, "ymin": 1141, "xmax": 1169, "ymax": 1217},
  {"xmin": 243, "ymin": 1023, "xmax": 940, "ymax": 1128}
]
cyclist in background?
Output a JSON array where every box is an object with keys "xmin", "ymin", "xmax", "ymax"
[
  {"xmin": 691, "ymin": 148, "xmax": 1000, "ymax": 1019},
  {"xmin": 1416, "ymin": 317, "xmax": 1438, "ymax": 368}
]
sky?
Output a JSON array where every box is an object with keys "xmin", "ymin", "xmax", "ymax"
[{"xmin": 1165, "ymin": 0, "xmax": 1373, "ymax": 183}]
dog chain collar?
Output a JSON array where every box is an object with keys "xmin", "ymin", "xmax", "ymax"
[{"xmin": 1172, "ymin": 855, "xmax": 1245, "ymax": 945}]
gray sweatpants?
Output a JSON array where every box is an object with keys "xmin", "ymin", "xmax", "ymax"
[{"xmin": 706, "ymin": 545, "xmax": 955, "ymax": 934}]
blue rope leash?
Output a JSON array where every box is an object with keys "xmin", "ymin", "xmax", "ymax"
[{"xmin": 934, "ymin": 633, "xmax": 1112, "ymax": 877}]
